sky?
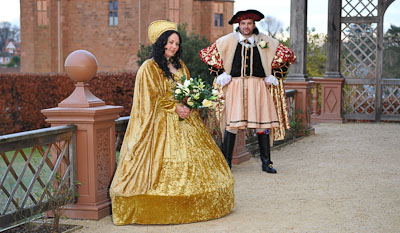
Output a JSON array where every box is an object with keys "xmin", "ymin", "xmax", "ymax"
[
  {"xmin": 0, "ymin": 0, "xmax": 20, "ymax": 26},
  {"xmin": 234, "ymin": 0, "xmax": 400, "ymax": 34},
  {"xmin": 1, "ymin": 0, "xmax": 400, "ymax": 34}
]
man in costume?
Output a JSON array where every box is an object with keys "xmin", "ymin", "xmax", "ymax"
[{"xmin": 199, "ymin": 9, "xmax": 296, "ymax": 173}]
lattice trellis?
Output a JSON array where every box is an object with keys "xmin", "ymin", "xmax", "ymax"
[
  {"xmin": 343, "ymin": 84, "xmax": 376, "ymax": 114},
  {"xmin": 342, "ymin": 0, "xmax": 378, "ymax": 17},
  {"xmin": 342, "ymin": 23, "xmax": 378, "ymax": 79},
  {"xmin": 340, "ymin": 0, "xmax": 400, "ymax": 121},
  {"xmin": 0, "ymin": 125, "xmax": 76, "ymax": 228},
  {"xmin": 382, "ymin": 85, "xmax": 400, "ymax": 115}
]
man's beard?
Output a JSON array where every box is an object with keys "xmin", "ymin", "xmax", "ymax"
[{"xmin": 236, "ymin": 27, "xmax": 257, "ymax": 36}]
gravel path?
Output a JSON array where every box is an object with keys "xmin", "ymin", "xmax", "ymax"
[{"xmin": 63, "ymin": 122, "xmax": 400, "ymax": 232}]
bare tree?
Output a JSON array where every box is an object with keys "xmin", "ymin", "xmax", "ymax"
[
  {"xmin": 0, "ymin": 22, "xmax": 20, "ymax": 51},
  {"xmin": 258, "ymin": 16, "xmax": 283, "ymax": 39}
]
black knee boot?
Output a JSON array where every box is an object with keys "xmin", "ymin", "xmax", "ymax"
[
  {"xmin": 257, "ymin": 133, "xmax": 277, "ymax": 173},
  {"xmin": 222, "ymin": 130, "xmax": 236, "ymax": 169}
]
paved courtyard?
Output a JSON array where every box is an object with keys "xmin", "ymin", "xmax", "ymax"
[{"xmin": 63, "ymin": 122, "xmax": 400, "ymax": 232}]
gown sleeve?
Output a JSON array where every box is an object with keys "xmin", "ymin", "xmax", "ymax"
[
  {"xmin": 110, "ymin": 60, "xmax": 170, "ymax": 196},
  {"xmin": 157, "ymin": 93, "xmax": 177, "ymax": 113}
]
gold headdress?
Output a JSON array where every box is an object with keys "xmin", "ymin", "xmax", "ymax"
[{"xmin": 148, "ymin": 20, "xmax": 178, "ymax": 44}]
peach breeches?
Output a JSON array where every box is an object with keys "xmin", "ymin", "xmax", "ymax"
[{"xmin": 224, "ymin": 76, "xmax": 279, "ymax": 130}]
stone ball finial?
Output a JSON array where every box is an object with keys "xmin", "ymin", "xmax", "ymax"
[
  {"xmin": 64, "ymin": 50, "xmax": 98, "ymax": 83},
  {"xmin": 58, "ymin": 50, "xmax": 104, "ymax": 108}
]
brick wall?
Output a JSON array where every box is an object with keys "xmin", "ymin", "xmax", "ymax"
[
  {"xmin": 20, "ymin": 0, "xmax": 234, "ymax": 73},
  {"xmin": 20, "ymin": 0, "xmax": 35, "ymax": 72},
  {"xmin": 194, "ymin": 1, "xmax": 234, "ymax": 43},
  {"xmin": 62, "ymin": 1, "xmax": 141, "ymax": 72}
]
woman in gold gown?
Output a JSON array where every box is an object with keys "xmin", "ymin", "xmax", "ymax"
[{"xmin": 109, "ymin": 20, "xmax": 235, "ymax": 225}]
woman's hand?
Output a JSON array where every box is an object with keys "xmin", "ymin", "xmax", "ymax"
[{"xmin": 175, "ymin": 103, "xmax": 191, "ymax": 119}]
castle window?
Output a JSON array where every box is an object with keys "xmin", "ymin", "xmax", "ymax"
[
  {"xmin": 109, "ymin": 0, "xmax": 118, "ymax": 26},
  {"xmin": 37, "ymin": 0, "xmax": 48, "ymax": 26},
  {"xmin": 214, "ymin": 13, "xmax": 223, "ymax": 27},
  {"xmin": 168, "ymin": 0, "xmax": 180, "ymax": 23},
  {"xmin": 214, "ymin": 3, "xmax": 223, "ymax": 27}
]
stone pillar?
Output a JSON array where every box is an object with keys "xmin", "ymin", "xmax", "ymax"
[
  {"xmin": 284, "ymin": 82, "xmax": 314, "ymax": 133},
  {"xmin": 325, "ymin": 0, "xmax": 342, "ymax": 78},
  {"xmin": 316, "ymin": 0, "xmax": 344, "ymax": 122},
  {"xmin": 288, "ymin": 0, "xmax": 308, "ymax": 81},
  {"xmin": 286, "ymin": 0, "xmax": 314, "ymax": 133},
  {"xmin": 232, "ymin": 130, "xmax": 250, "ymax": 165},
  {"xmin": 42, "ymin": 50, "xmax": 123, "ymax": 220},
  {"xmin": 311, "ymin": 78, "xmax": 344, "ymax": 123}
]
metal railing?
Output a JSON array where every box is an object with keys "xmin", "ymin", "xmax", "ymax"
[
  {"xmin": 285, "ymin": 89, "xmax": 297, "ymax": 127},
  {"xmin": 115, "ymin": 116, "xmax": 129, "ymax": 151},
  {"xmin": 0, "ymin": 125, "xmax": 77, "ymax": 229},
  {"xmin": 311, "ymin": 77, "xmax": 400, "ymax": 122}
]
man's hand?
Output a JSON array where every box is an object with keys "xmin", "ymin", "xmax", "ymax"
[
  {"xmin": 264, "ymin": 75, "xmax": 279, "ymax": 86},
  {"xmin": 216, "ymin": 72, "xmax": 232, "ymax": 87}
]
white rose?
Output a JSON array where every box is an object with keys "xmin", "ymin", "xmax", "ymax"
[
  {"xmin": 259, "ymin": 40, "xmax": 267, "ymax": 48},
  {"xmin": 212, "ymin": 89, "xmax": 219, "ymax": 96},
  {"xmin": 175, "ymin": 89, "xmax": 182, "ymax": 94},
  {"xmin": 202, "ymin": 99, "xmax": 212, "ymax": 107},
  {"xmin": 184, "ymin": 88, "xmax": 190, "ymax": 94}
]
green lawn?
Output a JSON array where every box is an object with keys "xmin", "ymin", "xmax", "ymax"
[
  {"xmin": 1, "ymin": 147, "xmax": 121, "ymax": 215},
  {"xmin": 116, "ymin": 150, "xmax": 120, "ymax": 163},
  {"xmin": 0, "ymin": 147, "xmax": 54, "ymax": 214}
]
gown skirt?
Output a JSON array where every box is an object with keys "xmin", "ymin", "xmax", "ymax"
[{"xmin": 111, "ymin": 111, "xmax": 235, "ymax": 225}]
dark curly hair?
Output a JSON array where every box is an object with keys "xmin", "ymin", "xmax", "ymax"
[
  {"xmin": 151, "ymin": 30, "xmax": 183, "ymax": 79},
  {"xmin": 235, "ymin": 26, "xmax": 259, "ymax": 35}
]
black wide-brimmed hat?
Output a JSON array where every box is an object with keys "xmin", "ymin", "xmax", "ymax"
[{"xmin": 228, "ymin": 9, "xmax": 264, "ymax": 25}]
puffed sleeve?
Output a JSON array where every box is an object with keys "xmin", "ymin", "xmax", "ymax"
[
  {"xmin": 134, "ymin": 60, "xmax": 177, "ymax": 114},
  {"xmin": 271, "ymin": 43, "xmax": 296, "ymax": 79},
  {"xmin": 199, "ymin": 43, "xmax": 225, "ymax": 77}
]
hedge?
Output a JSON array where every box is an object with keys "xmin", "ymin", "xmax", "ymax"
[{"xmin": 0, "ymin": 72, "xmax": 136, "ymax": 135}]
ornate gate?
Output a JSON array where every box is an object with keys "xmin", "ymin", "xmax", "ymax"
[{"xmin": 341, "ymin": 0, "xmax": 400, "ymax": 121}]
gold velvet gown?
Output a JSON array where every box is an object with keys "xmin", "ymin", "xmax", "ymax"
[{"xmin": 110, "ymin": 59, "xmax": 235, "ymax": 225}]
